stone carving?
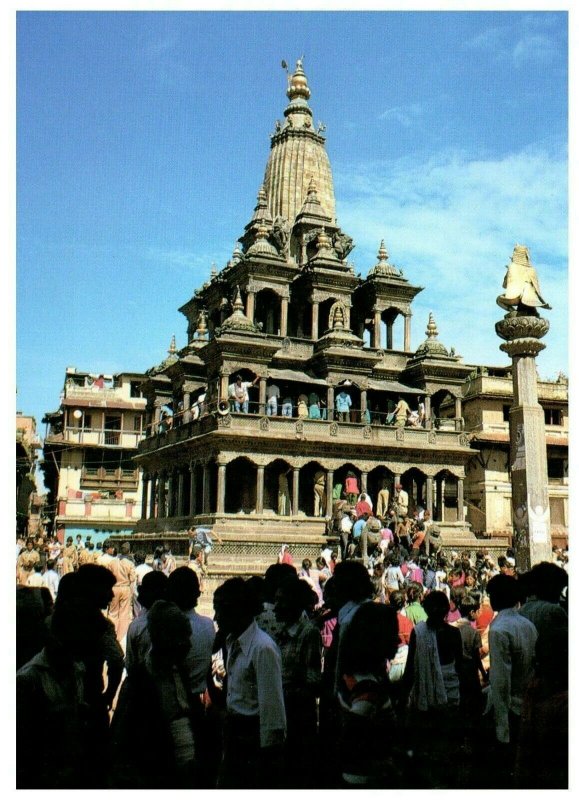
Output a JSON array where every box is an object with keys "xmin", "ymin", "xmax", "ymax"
[
  {"xmin": 332, "ymin": 230, "xmax": 354, "ymax": 260},
  {"xmin": 330, "ymin": 422, "xmax": 339, "ymax": 436},
  {"xmin": 496, "ymin": 314, "xmax": 550, "ymax": 343},
  {"xmin": 497, "ymin": 244, "xmax": 551, "ymax": 313},
  {"xmin": 218, "ymin": 414, "xmax": 232, "ymax": 428},
  {"xmin": 270, "ymin": 216, "xmax": 291, "ymax": 256},
  {"xmin": 396, "ymin": 427, "xmax": 405, "ymax": 442},
  {"xmin": 260, "ymin": 417, "xmax": 270, "ymax": 431},
  {"xmin": 428, "ymin": 431, "xmax": 437, "ymax": 445},
  {"xmin": 328, "ymin": 300, "xmax": 347, "ymax": 330},
  {"xmin": 363, "ymin": 425, "xmax": 372, "ymax": 439},
  {"xmin": 295, "ymin": 420, "xmax": 304, "ymax": 435},
  {"xmin": 459, "ymin": 433, "xmax": 469, "ymax": 446}
]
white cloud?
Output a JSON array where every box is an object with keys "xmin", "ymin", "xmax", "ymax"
[
  {"xmin": 378, "ymin": 103, "xmax": 424, "ymax": 128},
  {"xmin": 462, "ymin": 18, "xmax": 564, "ymax": 69},
  {"xmin": 512, "ymin": 34, "xmax": 558, "ymax": 68},
  {"xmin": 333, "ymin": 145, "xmax": 568, "ymax": 374}
]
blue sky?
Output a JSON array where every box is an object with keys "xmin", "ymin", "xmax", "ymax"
[{"xmin": 16, "ymin": 10, "xmax": 568, "ymax": 434}]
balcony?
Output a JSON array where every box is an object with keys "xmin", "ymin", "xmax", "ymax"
[
  {"xmin": 80, "ymin": 466, "xmax": 139, "ymax": 489},
  {"xmin": 138, "ymin": 408, "xmax": 471, "ymax": 455},
  {"xmin": 51, "ymin": 427, "xmax": 145, "ymax": 448}
]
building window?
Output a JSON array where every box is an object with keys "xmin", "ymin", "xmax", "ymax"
[
  {"xmin": 547, "ymin": 459, "xmax": 565, "ymax": 479},
  {"xmin": 544, "ymin": 408, "xmax": 562, "ymax": 426},
  {"xmin": 502, "ymin": 405, "xmax": 510, "ymax": 422},
  {"xmin": 133, "ymin": 414, "xmax": 142, "ymax": 432}
]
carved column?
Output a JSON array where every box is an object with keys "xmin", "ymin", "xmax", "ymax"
[
  {"xmin": 158, "ymin": 472, "xmax": 167, "ymax": 518},
  {"xmin": 327, "ymin": 386, "xmax": 334, "ymax": 422},
  {"xmin": 361, "ymin": 471, "xmax": 368, "ymax": 494},
  {"xmin": 360, "ymin": 390, "xmax": 367, "ymax": 418},
  {"xmin": 202, "ymin": 464, "xmax": 211, "ymax": 514},
  {"xmin": 149, "ymin": 472, "xmax": 157, "ymax": 519},
  {"xmin": 373, "ymin": 311, "xmax": 381, "ymax": 348},
  {"xmin": 425, "ymin": 395, "xmax": 432, "ymax": 430},
  {"xmin": 259, "ymin": 377, "xmax": 267, "ymax": 415},
  {"xmin": 189, "ymin": 463, "xmax": 197, "ymax": 516},
  {"xmin": 496, "ymin": 306, "xmax": 552, "ymax": 569},
  {"xmin": 457, "ymin": 478, "xmax": 464, "ymax": 522},
  {"xmin": 141, "ymin": 473, "xmax": 149, "ymax": 520},
  {"xmin": 280, "ymin": 296, "xmax": 289, "ymax": 337},
  {"xmin": 246, "ymin": 290, "xmax": 256, "ymax": 322},
  {"xmin": 220, "ymin": 374, "xmax": 229, "ymax": 404},
  {"xmin": 167, "ymin": 471, "xmax": 175, "ymax": 517},
  {"xmin": 182, "ymin": 391, "xmax": 191, "ymax": 424},
  {"xmin": 217, "ymin": 463, "xmax": 227, "ymax": 514},
  {"xmin": 386, "ymin": 321, "xmax": 393, "ymax": 350},
  {"xmin": 455, "ymin": 397, "xmax": 463, "ymax": 431},
  {"xmin": 404, "ymin": 312, "xmax": 412, "ymax": 352},
  {"xmin": 177, "ymin": 471, "xmax": 185, "ymax": 517},
  {"xmin": 256, "ymin": 465, "xmax": 265, "ymax": 514},
  {"xmin": 326, "ymin": 469, "xmax": 334, "ymax": 517},
  {"xmin": 438, "ymin": 476, "xmax": 445, "ymax": 522},
  {"xmin": 153, "ymin": 400, "xmax": 162, "ymax": 433},
  {"xmin": 311, "ymin": 301, "xmax": 319, "ymax": 340},
  {"xmin": 292, "ymin": 467, "xmax": 300, "ymax": 517},
  {"xmin": 426, "ymin": 476, "xmax": 434, "ymax": 517}
]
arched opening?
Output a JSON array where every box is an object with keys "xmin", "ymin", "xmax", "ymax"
[
  {"xmin": 433, "ymin": 469, "xmax": 459, "ymax": 522},
  {"xmin": 382, "ymin": 308, "xmax": 403, "ymax": 351},
  {"xmin": 254, "ymin": 288, "xmax": 281, "ymax": 335},
  {"xmin": 264, "ymin": 459, "xmax": 293, "ymax": 515},
  {"xmin": 432, "ymin": 389, "xmax": 457, "ymax": 430},
  {"xmin": 333, "ymin": 463, "xmax": 362, "ymax": 505},
  {"xmin": 319, "ymin": 297, "xmax": 338, "ymax": 336},
  {"xmin": 401, "ymin": 467, "xmax": 428, "ymax": 517},
  {"xmin": 287, "ymin": 283, "xmax": 311, "ymax": 338},
  {"xmin": 298, "ymin": 461, "xmax": 325, "ymax": 516},
  {"xmin": 225, "ymin": 457, "xmax": 257, "ymax": 514},
  {"xmin": 334, "ymin": 381, "xmax": 361, "ymax": 423},
  {"xmin": 227, "ymin": 368, "xmax": 260, "ymax": 414},
  {"xmin": 367, "ymin": 465, "xmax": 395, "ymax": 517}
]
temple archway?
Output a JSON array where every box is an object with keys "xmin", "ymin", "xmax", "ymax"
[
  {"xmin": 367, "ymin": 465, "xmax": 395, "ymax": 515},
  {"xmin": 334, "ymin": 463, "xmax": 362, "ymax": 505},
  {"xmin": 255, "ymin": 288, "xmax": 281, "ymax": 335},
  {"xmin": 264, "ymin": 459, "xmax": 293, "ymax": 515},
  {"xmin": 299, "ymin": 460, "xmax": 325, "ymax": 516},
  {"xmin": 400, "ymin": 466, "xmax": 428, "ymax": 517},
  {"xmin": 225, "ymin": 457, "xmax": 257, "ymax": 514},
  {"xmin": 433, "ymin": 468, "xmax": 459, "ymax": 522}
]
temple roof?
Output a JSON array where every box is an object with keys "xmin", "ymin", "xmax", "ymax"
[{"xmin": 414, "ymin": 312, "xmax": 450, "ymax": 358}]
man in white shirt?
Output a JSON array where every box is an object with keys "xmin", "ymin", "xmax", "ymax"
[
  {"xmin": 266, "ymin": 382, "xmax": 280, "ymax": 416},
  {"xmin": 228, "ymin": 373, "xmax": 259, "ymax": 413},
  {"xmin": 41, "ymin": 559, "xmax": 60, "ymax": 600},
  {"xmin": 214, "ymin": 577, "xmax": 286, "ymax": 788}
]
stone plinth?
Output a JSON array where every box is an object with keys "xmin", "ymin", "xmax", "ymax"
[{"xmin": 496, "ymin": 312, "xmax": 552, "ymax": 570}]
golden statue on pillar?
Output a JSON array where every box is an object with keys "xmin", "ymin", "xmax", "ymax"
[{"xmin": 497, "ymin": 244, "xmax": 552, "ymax": 314}]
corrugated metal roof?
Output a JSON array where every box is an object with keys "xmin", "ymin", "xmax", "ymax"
[{"xmin": 472, "ymin": 431, "xmax": 568, "ymax": 447}]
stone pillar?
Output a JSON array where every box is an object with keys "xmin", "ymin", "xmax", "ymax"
[
  {"xmin": 153, "ymin": 401, "xmax": 162, "ymax": 433},
  {"xmin": 256, "ymin": 465, "xmax": 265, "ymax": 514},
  {"xmin": 457, "ymin": 477, "xmax": 464, "ymax": 522},
  {"xmin": 220, "ymin": 374, "xmax": 229, "ymax": 404},
  {"xmin": 189, "ymin": 464, "xmax": 197, "ymax": 516},
  {"xmin": 426, "ymin": 476, "xmax": 434, "ymax": 516},
  {"xmin": 149, "ymin": 472, "xmax": 157, "ymax": 519},
  {"xmin": 424, "ymin": 396, "xmax": 432, "ymax": 430},
  {"xmin": 182, "ymin": 392, "xmax": 191, "ymax": 424},
  {"xmin": 177, "ymin": 471, "xmax": 185, "ymax": 517},
  {"xmin": 361, "ymin": 471, "xmax": 368, "ymax": 494},
  {"xmin": 496, "ymin": 307, "xmax": 552, "ymax": 569},
  {"xmin": 394, "ymin": 473, "xmax": 401, "ymax": 488},
  {"xmin": 259, "ymin": 377, "xmax": 267, "ymax": 415},
  {"xmin": 158, "ymin": 472, "xmax": 166, "ymax": 518},
  {"xmin": 311, "ymin": 301, "xmax": 319, "ymax": 340},
  {"xmin": 327, "ymin": 386, "xmax": 334, "ymax": 422},
  {"xmin": 325, "ymin": 470, "xmax": 334, "ymax": 516},
  {"xmin": 386, "ymin": 322, "xmax": 393, "ymax": 350},
  {"xmin": 292, "ymin": 467, "xmax": 300, "ymax": 517},
  {"xmin": 246, "ymin": 290, "xmax": 256, "ymax": 322},
  {"xmin": 437, "ymin": 476, "xmax": 445, "ymax": 522},
  {"xmin": 404, "ymin": 312, "xmax": 412, "ymax": 352},
  {"xmin": 167, "ymin": 471, "xmax": 175, "ymax": 517},
  {"xmin": 360, "ymin": 390, "xmax": 367, "ymax": 418},
  {"xmin": 280, "ymin": 296, "xmax": 289, "ymax": 337},
  {"xmin": 373, "ymin": 311, "xmax": 381, "ymax": 348},
  {"xmin": 141, "ymin": 474, "xmax": 149, "ymax": 520},
  {"xmin": 455, "ymin": 396, "xmax": 463, "ymax": 432},
  {"xmin": 217, "ymin": 463, "xmax": 226, "ymax": 514},
  {"xmin": 202, "ymin": 464, "xmax": 211, "ymax": 514}
]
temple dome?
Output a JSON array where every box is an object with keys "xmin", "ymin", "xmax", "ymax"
[{"xmin": 414, "ymin": 312, "xmax": 449, "ymax": 357}]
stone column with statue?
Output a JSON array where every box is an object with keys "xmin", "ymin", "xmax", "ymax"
[{"xmin": 496, "ymin": 244, "xmax": 552, "ymax": 571}]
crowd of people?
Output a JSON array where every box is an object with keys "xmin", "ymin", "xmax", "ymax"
[{"xmin": 16, "ymin": 516, "xmax": 568, "ymax": 789}]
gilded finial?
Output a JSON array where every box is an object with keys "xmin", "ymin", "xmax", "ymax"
[
  {"xmin": 211, "ymin": 262, "xmax": 218, "ymax": 278},
  {"xmin": 168, "ymin": 334, "xmax": 177, "ymax": 355},
  {"xmin": 426, "ymin": 312, "xmax": 439, "ymax": 339},
  {"xmin": 232, "ymin": 286, "xmax": 244, "ymax": 313},
  {"xmin": 377, "ymin": 240, "xmax": 389, "ymax": 262}
]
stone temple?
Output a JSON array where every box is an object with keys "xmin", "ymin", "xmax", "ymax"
[{"xmin": 126, "ymin": 59, "xmax": 566, "ymax": 581}]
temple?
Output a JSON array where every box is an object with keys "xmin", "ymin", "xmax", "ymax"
[{"xmin": 127, "ymin": 60, "xmax": 567, "ymax": 574}]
